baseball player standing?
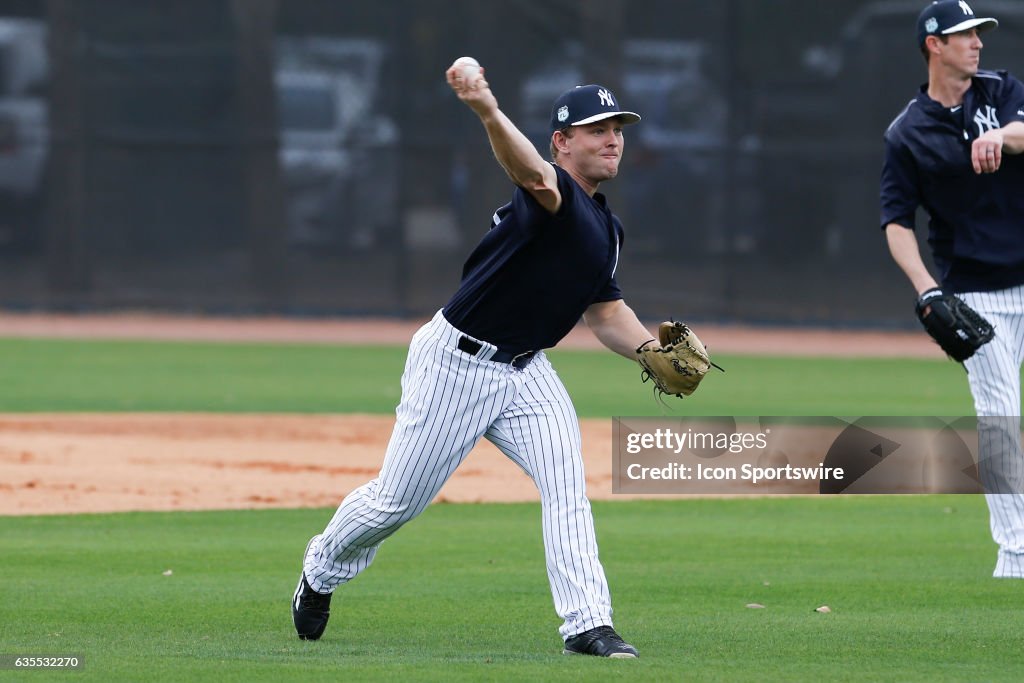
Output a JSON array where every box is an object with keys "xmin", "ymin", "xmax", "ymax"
[
  {"xmin": 881, "ymin": 0, "xmax": 1024, "ymax": 578},
  {"xmin": 291, "ymin": 61, "xmax": 676, "ymax": 657}
]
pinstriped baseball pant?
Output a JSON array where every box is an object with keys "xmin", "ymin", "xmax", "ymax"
[
  {"xmin": 304, "ymin": 310, "xmax": 614, "ymax": 637},
  {"xmin": 962, "ymin": 286, "xmax": 1024, "ymax": 578}
]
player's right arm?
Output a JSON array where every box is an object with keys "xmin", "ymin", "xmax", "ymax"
[
  {"xmin": 478, "ymin": 109, "xmax": 561, "ymax": 213},
  {"xmin": 884, "ymin": 223, "xmax": 938, "ymax": 295},
  {"xmin": 880, "ymin": 127, "xmax": 936, "ymax": 294},
  {"xmin": 446, "ymin": 62, "xmax": 561, "ymax": 214},
  {"xmin": 971, "ymin": 121, "xmax": 1024, "ymax": 173}
]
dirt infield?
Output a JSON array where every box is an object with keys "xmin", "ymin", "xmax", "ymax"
[
  {"xmin": 0, "ymin": 413, "xmax": 625, "ymax": 515},
  {"xmin": 0, "ymin": 313, "xmax": 939, "ymax": 515}
]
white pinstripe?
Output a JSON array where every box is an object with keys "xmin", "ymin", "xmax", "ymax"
[
  {"xmin": 304, "ymin": 309, "xmax": 614, "ymax": 636},
  {"xmin": 961, "ymin": 286, "xmax": 1024, "ymax": 578}
]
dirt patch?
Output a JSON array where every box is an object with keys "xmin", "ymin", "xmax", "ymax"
[
  {"xmin": 0, "ymin": 413, "xmax": 639, "ymax": 515},
  {"xmin": 2, "ymin": 412, "xmax": 966, "ymax": 515}
]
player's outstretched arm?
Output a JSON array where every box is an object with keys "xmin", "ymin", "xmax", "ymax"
[
  {"xmin": 445, "ymin": 58, "xmax": 560, "ymax": 213},
  {"xmin": 583, "ymin": 299, "xmax": 656, "ymax": 360},
  {"xmin": 885, "ymin": 223, "xmax": 938, "ymax": 295}
]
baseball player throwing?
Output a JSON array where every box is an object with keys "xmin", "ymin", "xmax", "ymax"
[
  {"xmin": 291, "ymin": 60, "xmax": 713, "ymax": 657},
  {"xmin": 881, "ymin": 0, "xmax": 1024, "ymax": 577}
]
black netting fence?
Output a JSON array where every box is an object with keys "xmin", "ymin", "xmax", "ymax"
[{"xmin": 1, "ymin": 0, "xmax": 1022, "ymax": 325}]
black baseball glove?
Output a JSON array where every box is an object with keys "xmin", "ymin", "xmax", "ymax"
[{"xmin": 915, "ymin": 287, "xmax": 994, "ymax": 362}]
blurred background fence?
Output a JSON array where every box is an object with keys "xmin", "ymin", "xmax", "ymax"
[{"xmin": 0, "ymin": 0, "xmax": 1021, "ymax": 326}]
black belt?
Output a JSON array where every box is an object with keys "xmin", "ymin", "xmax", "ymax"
[{"xmin": 457, "ymin": 335, "xmax": 537, "ymax": 370}]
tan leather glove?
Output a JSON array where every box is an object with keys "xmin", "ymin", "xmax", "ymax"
[{"xmin": 635, "ymin": 321, "xmax": 719, "ymax": 398}]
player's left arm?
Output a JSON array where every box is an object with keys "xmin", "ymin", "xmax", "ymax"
[{"xmin": 583, "ymin": 299, "xmax": 656, "ymax": 360}]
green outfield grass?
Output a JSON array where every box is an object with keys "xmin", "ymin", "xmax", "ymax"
[
  {"xmin": 0, "ymin": 338, "xmax": 983, "ymax": 416},
  {"xmin": 0, "ymin": 498, "xmax": 1020, "ymax": 682},
  {"xmin": 1, "ymin": 336, "xmax": 1016, "ymax": 681}
]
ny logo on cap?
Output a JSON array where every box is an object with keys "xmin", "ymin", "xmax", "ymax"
[
  {"xmin": 959, "ymin": 0, "xmax": 974, "ymax": 15},
  {"xmin": 597, "ymin": 88, "xmax": 615, "ymax": 107}
]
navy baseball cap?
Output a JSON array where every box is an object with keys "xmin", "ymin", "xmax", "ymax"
[
  {"xmin": 550, "ymin": 85, "xmax": 640, "ymax": 132},
  {"xmin": 917, "ymin": 0, "xmax": 998, "ymax": 47}
]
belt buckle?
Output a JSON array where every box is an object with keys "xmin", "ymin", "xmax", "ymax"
[{"xmin": 457, "ymin": 335, "xmax": 483, "ymax": 356}]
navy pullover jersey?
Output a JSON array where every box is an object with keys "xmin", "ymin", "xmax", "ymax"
[
  {"xmin": 880, "ymin": 69, "xmax": 1024, "ymax": 293},
  {"xmin": 443, "ymin": 164, "xmax": 624, "ymax": 354}
]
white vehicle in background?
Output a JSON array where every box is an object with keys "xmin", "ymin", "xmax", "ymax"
[
  {"xmin": 0, "ymin": 18, "xmax": 47, "ymax": 251},
  {"xmin": 275, "ymin": 37, "xmax": 398, "ymax": 249},
  {"xmin": 275, "ymin": 69, "xmax": 351, "ymax": 246}
]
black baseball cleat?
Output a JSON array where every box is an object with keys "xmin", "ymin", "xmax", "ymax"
[
  {"xmin": 292, "ymin": 536, "xmax": 332, "ymax": 640},
  {"xmin": 563, "ymin": 625, "xmax": 639, "ymax": 658},
  {"xmin": 292, "ymin": 572, "xmax": 331, "ymax": 640}
]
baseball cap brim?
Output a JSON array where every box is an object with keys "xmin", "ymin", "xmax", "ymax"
[
  {"xmin": 569, "ymin": 111, "xmax": 641, "ymax": 127},
  {"xmin": 941, "ymin": 16, "xmax": 998, "ymax": 35}
]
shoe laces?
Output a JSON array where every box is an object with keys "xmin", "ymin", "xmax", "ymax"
[{"xmin": 580, "ymin": 625, "xmax": 624, "ymax": 647}]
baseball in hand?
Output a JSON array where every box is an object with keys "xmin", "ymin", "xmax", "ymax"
[{"xmin": 452, "ymin": 56, "xmax": 482, "ymax": 86}]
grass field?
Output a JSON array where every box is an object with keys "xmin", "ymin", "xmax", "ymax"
[
  {"xmin": 0, "ymin": 336, "xmax": 1019, "ymax": 681},
  {"xmin": 0, "ymin": 337, "xmax": 982, "ymax": 415},
  {"xmin": 2, "ymin": 498, "xmax": 1021, "ymax": 682}
]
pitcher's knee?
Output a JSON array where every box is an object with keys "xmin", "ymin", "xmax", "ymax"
[{"xmin": 359, "ymin": 488, "xmax": 428, "ymax": 528}]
